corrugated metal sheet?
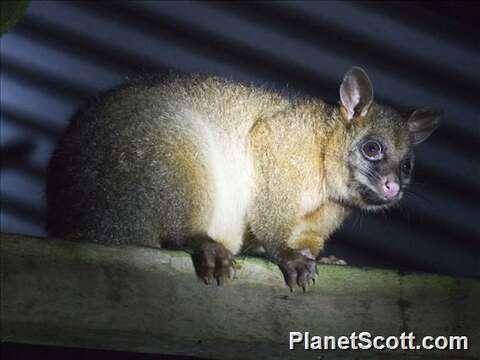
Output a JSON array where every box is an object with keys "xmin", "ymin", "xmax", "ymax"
[{"xmin": 1, "ymin": 0, "xmax": 479, "ymax": 276}]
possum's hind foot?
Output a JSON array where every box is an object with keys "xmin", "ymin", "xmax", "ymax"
[
  {"xmin": 274, "ymin": 248, "xmax": 317, "ymax": 292},
  {"xmin": 189, "ymin": 235, "xmax": 236, "ymax": 286},
  {"xmin": 318, "ymin": 255, "xmax": 347, "ymax": 265}
]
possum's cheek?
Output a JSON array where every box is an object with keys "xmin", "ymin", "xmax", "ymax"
[
  {"xmin": 345, "ymin": 155, "xmax": 379, "ymax": 205},
  {"xmin": 337, "ymin": 169, "xmax": 370, "ymax": 208},
  {"xmin": 353, "ymin": 169, "xmax": 377, "ymax": 197}
]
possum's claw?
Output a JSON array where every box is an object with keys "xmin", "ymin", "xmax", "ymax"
[
  {"xmin": 191, "ymin": 237, "xmax": 235, "ymax": 286},
  {"xmin": 275, "ymin": 249, "xmax": 317, "ymax": 292}
]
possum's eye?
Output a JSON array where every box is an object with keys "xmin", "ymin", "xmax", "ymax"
[
  {"xmin": 361, "ymin": 140, "xmax": 383, "ymax": 161},
  {"xmin": 401, "ymin": 158, "xmax": 412, "ymax": 174}
]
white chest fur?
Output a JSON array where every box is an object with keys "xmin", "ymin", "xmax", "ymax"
[{"xmin": 190, "ymin": 115, "xmax": 255, "ymax": 255}]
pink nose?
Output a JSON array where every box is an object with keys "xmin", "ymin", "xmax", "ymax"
[{"xmin": 383, "ymin": 180, "xmax": 400, "ymax": 199}]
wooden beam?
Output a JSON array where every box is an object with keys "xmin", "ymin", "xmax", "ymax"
[{"xmin": 1, "ymin": 233, "xmax": 479, "ymax": 359}]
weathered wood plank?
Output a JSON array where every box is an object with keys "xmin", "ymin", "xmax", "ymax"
[{"xmin": 1, "ymin": 233, "xmax": 478, "ymax": 359}]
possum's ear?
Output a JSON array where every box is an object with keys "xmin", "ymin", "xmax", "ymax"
[
  {"xmin": 408, "ymin": 108, "xmax": 441, "ymax": 145},
  {"xmin": 340, "ymin": 66, "xmax": 374, "ymax": 121}
]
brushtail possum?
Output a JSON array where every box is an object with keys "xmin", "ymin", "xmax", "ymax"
[{"xmin": 47, "ymin": 67, "xmax": 440, "ymax": 291}]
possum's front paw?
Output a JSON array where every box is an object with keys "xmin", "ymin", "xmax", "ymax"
[
  {"xmin": 191, "ymin": 238, "xmax": 236, "ymax": 286},
  {"xmin": 275, "ymin": 249, "xmax": 317, "ymax": 292}
]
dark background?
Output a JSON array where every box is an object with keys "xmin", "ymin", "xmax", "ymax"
[{"xmin": 1, "ymin": 0, "xmax": 479, "ymax": 281}]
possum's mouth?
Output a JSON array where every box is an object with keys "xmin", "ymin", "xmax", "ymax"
[{"xmin": 357, "ymin": 182, "xmax": 402, "ymax": 209}]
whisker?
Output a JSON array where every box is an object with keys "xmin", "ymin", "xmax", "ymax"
[
  {"xmin": 352, "ymin": 211, "xmax": 363, "ymax": 231},
  {"xmin": 403, "ymin": 188, "xmax": 434, "ymax": 207},
  {"xmin": 359, "ymin": 211, "xmax": 365, "ymax": 230},
  {"xmin": 357, "ymin": 167, "xmax": 382, "ymax": 183},
  {"xmin": 410, "ymin": 181, "xmax": 431, "ymax": 188},
  {"xmin": 396, "ymin": 200, "xmax": 413, "ymax": 223}
]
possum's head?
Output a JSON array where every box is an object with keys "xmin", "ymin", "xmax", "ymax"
[{"xmin": 335, "ymin": 67, "xmax": 440, "ymax": 211}]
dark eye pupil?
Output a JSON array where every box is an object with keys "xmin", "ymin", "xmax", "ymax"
[
  {"xmin": 361, "ymin": 140, "xmax": 383, "ymax": 160},
  {"xmin": 363, "ymin": 142, "xmax": 379, "ymax": 156}
]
